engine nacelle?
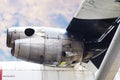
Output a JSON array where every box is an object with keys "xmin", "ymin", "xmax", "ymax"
[
  {"xmin": 6, "ymin": 27, "xmax": 36, "ymax": 48},
  {"xmin": 7, "ymin": 27, "xmax": 84, "ymax": 67},
  {"xmin": 12, "ymin": 37, "xmax": 45, "ymax": 63},
  {"xmin": 12, "ymin": 37, "xmax": 83, "ymax": 67}
]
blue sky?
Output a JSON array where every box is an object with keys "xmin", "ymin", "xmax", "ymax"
[{"xmin": 0, "ymin": 0, "xmax": 80, "ymax": 61}]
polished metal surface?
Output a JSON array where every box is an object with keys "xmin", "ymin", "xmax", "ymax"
[{"xmin": 7, "ymin": 27, "xmax": 84, "ymax": 67}]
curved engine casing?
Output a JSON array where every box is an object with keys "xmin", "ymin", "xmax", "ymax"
[
  {"xmin": 12, "ymin": 37, "xmax": 45, "ymax": 63},
  {"xmin": 7, "ymin": 27, "xmax": 84, "ymax": 67},
  {"xmin": 12, "ymin": 35, "xmax": 83, "ymax": 67},
  {"xmin": 7, "ymin": 27, "xmax": 40, "ymax": 48},
  {"xmin": 7, "ymin": 27, "xmax": 27, "ymax": 47}
]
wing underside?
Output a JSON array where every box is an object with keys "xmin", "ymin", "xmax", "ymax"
[{"xmin": 67, "ymin": 0, "xmax": 120, "ymax": 68}]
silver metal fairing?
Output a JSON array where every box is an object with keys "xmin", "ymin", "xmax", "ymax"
[
  {"xmin": 6, "ymin": 27, "xmax": 29, "ymax": 48},
  {"xmin": 7, "ymin": 27, "xmax": 84, "ymax": 67},
  {"xmin": 6, "ymin": 27, "xmax": 66, "ymax": 48},
  {"xmin": 12, "ymin": 37, "xmax": 45, "ymax": 63},
  {"xmin": 11, "ymin": 35, "xmax": 83, "ymax": 67}
]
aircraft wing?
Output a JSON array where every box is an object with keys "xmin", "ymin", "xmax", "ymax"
[
  {"xmin": 0, "ymin": 61, "xmax": 95, "ymax": 80},
  {"xmin": 67, "ymin": 0, "xmax": 120, "ymax": 68}
]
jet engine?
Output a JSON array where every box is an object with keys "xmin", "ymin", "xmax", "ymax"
[
  {"xmin": 12, "ymin": 37, "xmax": 83, "ymax": 67},
  {"xmin": 7, "ymin": 27, "xmax": 84, "ymax": 67}
]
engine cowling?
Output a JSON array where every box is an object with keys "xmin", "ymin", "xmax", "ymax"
[
  {"xmin": 6, "ymin": 27, "xmax": 35, "ymax": 48},
  {"xmin": 12, "ymin": 37, "xmax": 45, "ymax": 63},
  {"xmin": 12, "ymin": 37, "xmax": 84, "ymax": 67},
  {"xmin": 7, "ymin": 27, "xmax": 84, "ymax": 67}
]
